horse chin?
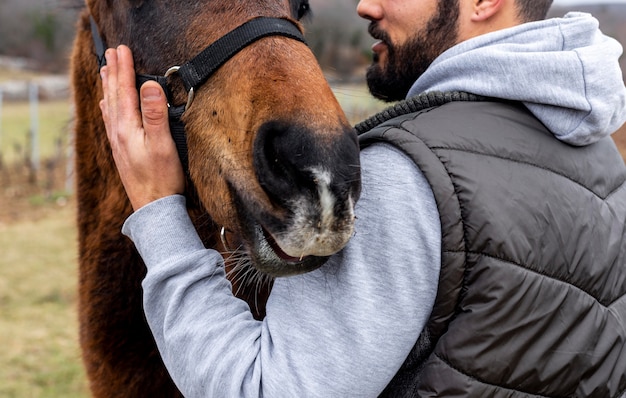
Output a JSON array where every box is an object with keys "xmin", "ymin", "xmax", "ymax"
[
  {"xmin": 222, "ymin": 184, "xmax": 334, "ymax": 278},
  {"xmin": 249, "ymin": 223, "xmax": 330, "ymax": 277}
]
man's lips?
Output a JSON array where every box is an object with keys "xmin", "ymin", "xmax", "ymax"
[
  {"xmin": 368, "ymin": 22, "xmax": 389, "ymax": 55},
  {"xmin": 371, "ymin": 40, "xmax": 388, "ymax": 57}
]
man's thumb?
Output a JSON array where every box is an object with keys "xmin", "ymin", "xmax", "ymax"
[{"xmin": 140, "ymin": 81, "xmax": 169, "ymax": 133}]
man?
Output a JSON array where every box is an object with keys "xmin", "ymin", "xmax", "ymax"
[{"xmin": 100, "ymin": 0, "xmax": 626, "ymax": 396}]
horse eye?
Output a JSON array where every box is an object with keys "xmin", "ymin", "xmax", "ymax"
[{"xmin": 297, "ymin": 1, "xmax": 311, "ymax": 20}]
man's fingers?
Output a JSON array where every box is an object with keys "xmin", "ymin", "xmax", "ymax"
[
  {"xmin": 101, "ymin": 45, "xmax": 144, "ymax": 149},
  {"xmin": 99, "ymin": 98, "xmax": 108, "ymax": 125},
  {"xmin": 115, "ymin": 45, "xmax": 140, "ymax": 117},
  {"xmin": 140, "ymin": 81, "xmax": 169, "ymax": 132},
  {"xmin": 103, "ymin": 48, "xmax": 118, "ymax": 109},
  {"xmin": 140, "ymin": 81, "xmax": 181, "ymax": 172},
  {"xmin": 116, "ymin": 45, "xmax": 135, "ymax": 84},
  {"xmin": 100, "ymin": 65, "xmax": 113, "ymax": 139},
  {"xmin": 98, "ymin": 45, "xmax": 185, "ymax": 210},
  {"xmin": 111, "ymin": 46, "xmax": 140, "ymax": 135}
]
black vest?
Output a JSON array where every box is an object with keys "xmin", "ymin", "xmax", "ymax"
[{"xmin": 358, "ymin": 93, "xmax": 626, "ymax": 397}]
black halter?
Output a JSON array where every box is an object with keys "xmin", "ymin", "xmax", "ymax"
[{"xmin": 90, "ymin": 15, "xmax": 307, "ymax": 174}]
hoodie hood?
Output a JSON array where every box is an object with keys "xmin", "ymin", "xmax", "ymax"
[{"xmin": 407, "ymin": 12, "xmax": 626, "ymax": 146}]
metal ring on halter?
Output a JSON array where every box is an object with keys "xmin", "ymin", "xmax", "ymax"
[{"xmin": 164, "ymin": 66, "xmax": 195, "ymax": 111}]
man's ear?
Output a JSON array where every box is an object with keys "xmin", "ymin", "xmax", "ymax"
[{"xmin": 471, "ymin": 0, "xmax": 504, "ymax": 22}]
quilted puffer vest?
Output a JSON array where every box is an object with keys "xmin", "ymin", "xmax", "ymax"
[{"xmin": 358, "ymin": 93, "xmax": 626, "ymax": 397}]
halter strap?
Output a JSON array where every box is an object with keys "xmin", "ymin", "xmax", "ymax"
[
  {"xmin": 89, "ymin": 15, "xmax": 307, "ymax": 176},
  {"xmin": 177, "ymin": 17, "xmax": 305, "ymax": 93}
]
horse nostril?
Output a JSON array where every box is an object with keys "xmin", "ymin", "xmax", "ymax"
[
  {"xmin": 253, "ymin": 120, "xmax": 361, "ymax": 215},
  {"xmin": 254, "ymin": 121, "xmax": 317, "ymax": 205}
]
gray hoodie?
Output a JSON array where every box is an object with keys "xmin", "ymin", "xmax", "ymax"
[{"xmin": 123, "ymin": 12, "xmax": 626, "ymax": 398}]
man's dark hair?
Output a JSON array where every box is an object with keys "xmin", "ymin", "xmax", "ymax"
[{"xmin": 516, "ymin": 0, "xmax": 554, "ymax": 22}]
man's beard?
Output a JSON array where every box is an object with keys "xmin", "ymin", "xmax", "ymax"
[{"xmin": 366, "ymin": 0, "xmax": 460, "ymax": 102}]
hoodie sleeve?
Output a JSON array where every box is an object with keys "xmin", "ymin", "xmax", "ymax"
[{"xmin": 122, "ymin": 143, "xmax": 442, "ymax": 397}]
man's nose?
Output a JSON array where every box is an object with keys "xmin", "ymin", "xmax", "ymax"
[{"xmin": 356, "ymin": 0, "xmax": 383, "ymax": 21}]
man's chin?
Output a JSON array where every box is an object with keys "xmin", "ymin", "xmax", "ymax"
[
  {"xmin": 365, "ymin": 66, "xmax": 409, "ymax": 103},
  {"xmin": 366, "ymin": 65, "xmax": 389, "ymax": 101}
]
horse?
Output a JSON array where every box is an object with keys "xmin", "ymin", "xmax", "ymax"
[{"xmin": 70, "ymin": 1, "xmax": 362, "ymax": 396}]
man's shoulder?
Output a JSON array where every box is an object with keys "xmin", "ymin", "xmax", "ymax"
[
  {"xmin": 355, "ymin": 91, "xmax": 496, "ymax": 136},
  {"xmin": 359, "ymin": 99, "xmax": 535, "ymax": 149}
]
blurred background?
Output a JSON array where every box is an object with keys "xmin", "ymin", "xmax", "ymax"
[{"xmin": 0, "ymin": 0, "xmax": 624, "ymax": 396}]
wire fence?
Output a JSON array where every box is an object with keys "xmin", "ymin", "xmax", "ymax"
[{"xmin": 0, "ymin": 83, "xmax": 74, "ymax": 208}]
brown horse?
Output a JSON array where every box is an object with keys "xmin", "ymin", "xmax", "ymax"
[{"xmin": 70, "ymin": 0, "xmax": 361, "ymax": 396}]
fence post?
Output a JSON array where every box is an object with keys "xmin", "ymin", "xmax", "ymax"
[
  {"xmin": 0, "ymin": 87, "xmax": 3, "ymax": 168},
  {"xmin": 65, "ymin": 103, "xmax": 75, "ymax": 194},
  {"xmin": 29, "ymin": 81, "xmax": 39, "ymax": 174},
  {"xmin": 0, "ymin": 87, "xmax": 3, "ymax": 149}
]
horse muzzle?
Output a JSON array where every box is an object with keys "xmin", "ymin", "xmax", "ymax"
[{"xmin": 233, "ymin": 120, "xmax": 361, "ymax": 277}]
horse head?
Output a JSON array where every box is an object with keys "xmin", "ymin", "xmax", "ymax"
[{"xmin": 85, "ymin": 0, "xmax": 361, "ymax": 277}]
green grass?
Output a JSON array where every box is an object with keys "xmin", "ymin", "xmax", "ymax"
[
  {"xmin": 0, "ymin": 204, "xmax": 89, "ymax": 398},
  {"xmin": 0, "ymin": 99, "xmax": 72, "ymax": 164}
]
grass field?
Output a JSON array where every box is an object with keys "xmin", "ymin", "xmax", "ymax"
[{"xmin": 0, "ymin": 203, "xmax": 89, "ymax": 398}]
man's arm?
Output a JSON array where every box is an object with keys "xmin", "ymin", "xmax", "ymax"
[{"xmin": 123, "ymin": 144, "xmax": 441, "ymax": 397}]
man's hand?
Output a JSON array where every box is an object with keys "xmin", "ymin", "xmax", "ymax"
[{"xmin": 99, "ymin": 45, "xmax": 185, "ymax": 211}]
